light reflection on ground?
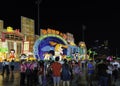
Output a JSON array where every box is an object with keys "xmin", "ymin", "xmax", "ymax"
[{"xmin": 0, "ymin": 71, "xmax": 20, "ymax": 86}]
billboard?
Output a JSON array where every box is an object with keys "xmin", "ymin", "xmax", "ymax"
[{"xmin": 21, "ymin": 16, "xmax": 35, "ymax": 35}]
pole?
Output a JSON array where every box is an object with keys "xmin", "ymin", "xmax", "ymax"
[
  {"xmin": 36, "ymin": 0, "xmax": 42, "ymax": 35},
  {"xmin": 82, "ymin": 25, "xmax": 86, "ymax": 42}
]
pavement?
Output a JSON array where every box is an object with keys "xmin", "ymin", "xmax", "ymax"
[
  {"xmin": 0, "ymin": 62, "xmax": 120, "ymax": 86},
  {"xmin": 0, "ymin": 62, "xmax": 20, "ymax": 86},
  {"xmin": 0, "ymin": 67, "xmax": 88, "ymax": 86},
  {"xmin": 0, "ymin": 71, "xmax": 20, "ymax": 86},
  {"xmin": 0, "ymin": 68, "xmax": 88, "ymax": 86}
]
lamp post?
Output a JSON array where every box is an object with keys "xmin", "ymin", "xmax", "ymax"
[{"xmin": 36, "ymin": 0, "xmax": 42, "ymax": 35}]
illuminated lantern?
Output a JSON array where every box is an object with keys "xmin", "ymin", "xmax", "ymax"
[
  {"xmin": 56, "ymin": 30, "xmax": 59, "ymax": 35},
  {"xmin": 47, "ymin": 29, "xmax": 52, "ymax": 34},
  {"xmin": 7, "ymin": 26, "xmax": 14, "ymax": 32},
  {"xmin": 41, "ymin": 29, "xmax": 47, "ymax": 35},
  {"xmin": 52, "ymin": 29, "xmax": 55, "ymax": 34}
]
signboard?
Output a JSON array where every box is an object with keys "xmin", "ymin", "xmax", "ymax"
[{"xmin": 40, "ymin": 28, "xmax": 67, "ymax": 40}]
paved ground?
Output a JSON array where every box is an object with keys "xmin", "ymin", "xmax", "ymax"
[
  {"xmin": 0, "ymin": 62, "xmax": 19, "ymax": 86},
  {"xmin": 0, "ymin": 62, "xmax": 120, "ymax": 86},
  {"xmin": 0, "ymin": 71, "xmax": 20, "ymax": 86},
  {"xmin": 0, "ymin": 67, "xmax": 95, "ymax": 86},
  {"xmin": 0, "ymin": 68, "xmax": 88, "ymax": 86}
]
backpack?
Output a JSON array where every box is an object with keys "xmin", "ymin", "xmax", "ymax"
[{"xmin": 26, "ymin": 64, "xmax": 32, "ymax": 75}]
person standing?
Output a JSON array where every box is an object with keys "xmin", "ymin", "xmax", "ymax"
[
  {"xmin": 97, "ymin": 59, "xmax": 109, "ymax": 86},
  {"xmin": 72, "ymin": 62, "xmax": 81, "ymax": 86},
  {"xmin": 25, "ymin": 60, "xmax": 34, "ymax": 86},
  {"xmin": 5, "ymin": 60, "xmax": 10, "ymax": 76},
  {"xmin": 38, "ymin": 60, "xmax": 44, "ymax": 86},
  {"xmin": 51, "ymin": 56, "xmax": 62, "ymax": 86},
  {"xmin": 106, "ymin": 61, "xmax": 114, "ymax": 86},
  {"xmin": 32, "ymin": 60, "xmax": 38, "ymax": 85},
  {"xmin": 61, "ymin": 59, "xmax": 71, "ymax": 86},
  {"xmin": 81, "ymin": 60, "xmax": 85, "ymax": 70},
  {"xmin": 87, "ymin": 60, "xmax": 95, "ymax": 86},
  {"xmin": 10, "ymin": 60, "xmax": 15, "ymax": 74},
  {"xmin": 20, "ymin": 60, "xmax": 26, "ymax": 86}
]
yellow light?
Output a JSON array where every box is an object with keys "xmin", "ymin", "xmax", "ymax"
[{"xmin": 7, "ymin": 26, "xmax": 14, "ymax": 32}]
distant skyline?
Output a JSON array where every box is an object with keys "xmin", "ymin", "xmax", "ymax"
[{"xmin": 0, "ymin": 0, "xmax": 120, "ymax": 56}]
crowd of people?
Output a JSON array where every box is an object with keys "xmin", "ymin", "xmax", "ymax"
[
  {"xmin": 19, "ymin": 56, "xmax": 84, "ymax": 86},
  {"xmin": 0, "ymin": 56, "xmax": 120, "ymax": 86},
  {"xmin": 1, "ymin": 59, "xmax": 15, "ymax": 76},
  {"xmin": 95, "ymin": 58, "xmax": 120, "ymax": 86}
]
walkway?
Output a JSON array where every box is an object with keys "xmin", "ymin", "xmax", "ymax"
[{"xmin": 0, "ymin": 62, "xmax": 120, "ymax": 86}]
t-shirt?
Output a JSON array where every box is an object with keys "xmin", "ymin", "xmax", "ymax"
[
  {"xmin": 97, "ymin": 63, "xmax": 108, "ymax": 77},
  {"xmin": 87, "ymin": 63, "xmax": 94, "ymax": 74},
  {"xmin": 61, "ymin": 64, "xmax": 71, "ymax": 81},
  {"xmin": 73, "ymin": 65, "xmax": 81, "ymax": 74},
  {"xmin": 51, "ymin": 62, "xmax": 62, "ymax": 77},
  {"xmin": 2, "ymin": 61, "xmax": 6, "ymax": 66},
  {"xmin": 62, "ymin": 64, "xmax": 71, "ymax": 76},
  {"xmin": 10, "ymin": 62, "xmax": 15, "ymax": 66},
  {"xmin": 38, "ymin": 65, "xmax": 44, "ymax": 75}
]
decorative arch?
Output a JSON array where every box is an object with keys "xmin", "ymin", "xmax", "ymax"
[{"xmin": 33, "ymin": 34, "xmax": 68, "ymax": 60}]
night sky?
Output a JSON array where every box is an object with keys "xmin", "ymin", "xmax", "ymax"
[{"xmin": 0, "ymin": 0, "xmax": 120, "ymax": 56}]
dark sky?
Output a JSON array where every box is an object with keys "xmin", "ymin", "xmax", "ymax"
[{"xmin": 0, "ymin": 0, "xmax": 120, "ymax": 55}]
